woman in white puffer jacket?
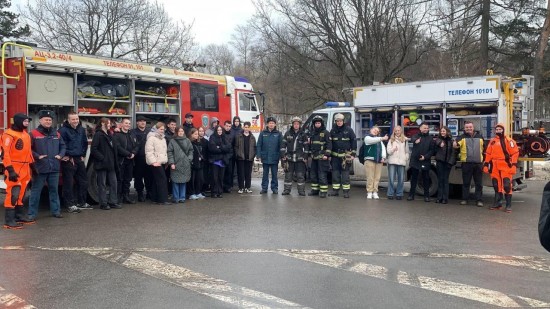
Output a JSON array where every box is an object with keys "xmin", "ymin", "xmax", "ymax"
[
  {"xmin": 145, "ymin": 122, "xmax": 170, "ymax": 205},
  {"xmin": 386, "ymin": 126, "xmax": 410, "ymax": 200}
]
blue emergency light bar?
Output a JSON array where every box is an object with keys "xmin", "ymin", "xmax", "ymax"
[
  {"xmin": 325, "ymin": 101, "xmax": 350, "ymax": 107},
  {"xmin": 234, "ymin": 76, "xmax": 250, "ymax": 83}
]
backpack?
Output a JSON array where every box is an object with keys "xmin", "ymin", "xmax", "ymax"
[{"xmin": 358, "ymin": 143, "xmax": 365, "ymax": 164}]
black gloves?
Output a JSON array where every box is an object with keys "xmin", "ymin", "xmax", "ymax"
[{"xmin": 6, "ymin": 166, "xmax": 18, "ymax": 182}]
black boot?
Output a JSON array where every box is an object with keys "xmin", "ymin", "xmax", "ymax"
[
  {"xmin": 137, "ymin": 192, "xmax": 145, "ymax": 202},
  {"xmin": 14, "ymin": 206, "xmax": 35, "ymax": 225},
  {"xmin": 328, "ymin": 190, "xmax": 339, "ymax": 197},
  {"xmin": 308, "ymin": 190, "xmax": 319, "ymax": 196},
  {"xmin": 490, "ymin": 193, "xmax": 503, "ymax": 210},
  {"xmin": 407, "ymin": 194, "xmax": 414, "ymax": 201},
  {"xmin": 320, "ymin": 192, "xmax": 327, "ymax": 198},
  {"xmin": 343, "ymin": 190, "xmax": 350, "ymax": 198},
  {"xmin": 504, "ymin": 194, "xmax": 512, "ymax": 213},
  {"xmin": 281, "ymin": 190, "xmax": 291, "ymax": 196},
  {"xmin": 123, "ymin": 194, "xmax": 136, "ymax": 204},
  {"xmin": 4, "ymin": 208, "xmax": 22, "ymax": 229}
]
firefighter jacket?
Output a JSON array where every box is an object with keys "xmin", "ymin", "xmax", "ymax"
[
  {"xmin": 484, "ymin": 135, "xmax": 519, "ymax": 165},
  {"xmin": 540, "ymin": 181, "xmax": 550, "ymax": 252},
  {"xmin": 256, "ymin": 127, "xmax": 282, "ymax": 165},
  {"xmin": 309, "ymin": 127, "xmax": 331, "ymax": 160},
  {"xmin": 281, "ymin": 128, "xmax": 309, "ymax": 162},
  {"xmin": 31, "ymin": 125, "xmax": 66, "ymax": 174},
  {"xmin": 59, "ymin": 121, "xmax": 87, "ymax": 157},
  {"xmin": 409, "ymin": 132, "xmax": 434, "ymax": 170},
  {"xmin": 113, "ymin": 130, "xmax": 139, "ymax": 160},
  {"xmin": 456, "ymin": 132, "xmax": 484, "ymax": 163},
  {"xmin": 330, "ymin": 125, "xmax": 357, "ymax": 157}
]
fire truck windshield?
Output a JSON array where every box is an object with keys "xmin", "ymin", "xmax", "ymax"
[{"xmin": 239, "ymin": 92, "xmax": 258, "ymax": 111}]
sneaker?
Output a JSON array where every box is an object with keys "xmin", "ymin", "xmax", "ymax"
[
  {"xmin": 67, "ymin": 205, "xmax": 81, "ymax": 213},
  {"xmin": 197, "ymin": 193, "xmax": 206, "ymax": 199},
  {"xmin": 238, "ymin": 189, "xmax": 244, "ymax": 194},
  {"xmin": 476, "ymin": 201, "xmax": 484, "ymax": 207},
  {"xmin": 260, "ymin": 190, "xmax": 267, "ymax": 194},
  {"xmin": 372, "ymin": 192, "xmax": 379, "ymax": 199},
  {"xmin": 78, "ymin": 203, "xmax": 93, "ymax": 210},
  {"xmin": 245, "ymin": 188, "xmax": 253, "ymax": 193},
  {"xmin": 189, "ymin": 195, "xmax": 200, "ymax": 200},
  {"xmin": 367, "ymin": 192, "xmax": 373, "ymax": 199},
  {"xmin": 460, "ymin": 200, "xmax": 468, "ymax": 205}
]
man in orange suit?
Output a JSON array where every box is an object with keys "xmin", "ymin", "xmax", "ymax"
[
  {"xmin": 483, "ymin": 123, "xmax": 519, "ymax": 213},
  {"xmin": 2, "ymin": 113, "xmax": 34, "ymax": 229}
]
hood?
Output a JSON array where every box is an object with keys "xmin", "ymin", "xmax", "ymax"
[
  {"xmin": 210, "ymin": 117, "xmax": 219, "ymax": 127},
  {"xmin": 12, "ymin": 113, "xmax": 30, "ymax": 132}
]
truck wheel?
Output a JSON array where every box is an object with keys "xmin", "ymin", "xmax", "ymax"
[
  {"xmin": 87, "ymin": 163, "xmax": 99, "ymax": 203},
  {"xmin": 416, "ymin": 168, "xmax": 438, "ymax": 197}
]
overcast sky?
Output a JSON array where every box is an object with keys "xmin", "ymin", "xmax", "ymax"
[{"xmin": 11, "ymin": 0, "xmax": 257, "ymax": 46}]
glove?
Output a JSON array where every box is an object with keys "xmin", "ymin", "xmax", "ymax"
[
  {"xmin": 482, "ymin": 162, "xmax": 491, "ymax": 174},
  {"xmin": 6, "ymin": 166, "xmax": 18, "ymax": 182}
]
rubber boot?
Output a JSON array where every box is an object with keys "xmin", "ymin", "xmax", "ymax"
[
  {"xmin": 298, "ymin": 185, "xmax": 306, "ymax": 196},
  {"xmin": 123, "ymin": 193, "xmax": 136, "ymax": 204},
  {"xmin": 504, "ymin": 194, "xmax": 512, "ymax": 213},
  {"xmin": 4, "ymin": 208, "xmax": 22, "ymax": 229},
  {"xmin": 490, "ymin": 193, "xmax": 503, "ymax": 210},
  {"xmin": 343, "ymin": 190, "xmax": 350, "ymax": 198},
  {"xmin": 15, "ymin": 206, "xmax": 35, "ymax": 225},
  {"xmin": 320, "ymin": 192, "xmax": 327, "ymax": 198},
  {"xmin": 328, "ymin": 189, "xmax": 339, "ymax": 197},
  {"xmin": 281, "ymin": 190, "xmax": 291, "ymax": 196},
  {"xmin": 308, "ymin": 190, "xmax": 319, "ymax": 196},
  {"xmin": 137, "ymin": 192, "xmax": 145, "ymax": 202}
]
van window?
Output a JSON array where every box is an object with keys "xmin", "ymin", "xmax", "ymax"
[{"xmin": 191, "ymin": 82, "xmax": 219, "ymax": 111}]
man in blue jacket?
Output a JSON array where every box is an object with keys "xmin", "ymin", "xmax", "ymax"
[
  {"xmin": 28, "ymin": 110, "xmax": 67, "ymax": 220},
  {"xmin": 257, "ymin": 117, "xmax": 283, "ymax": 194},
  {"xmin": 59, "ymin": 111, "xmax": 88, "ymax": 212}
]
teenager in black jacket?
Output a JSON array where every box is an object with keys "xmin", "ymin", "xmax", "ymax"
[
  {"xmin": 91, "ymin": 118, "xmax": 120, "ymax": 210},
  {"xmin": 208, "ymin": 126, "xmax": 231, "ymax": 198},
  {"xmin": 408, "ymin": 122, "xmax": 434, "ymax": 202},
  {"xmin": 188, "ymin": 128, "xmax": 206, "ymax": 200},
  {"xmin": 113, "ymin": 118, "xmax": 139, "ymax": 204}
]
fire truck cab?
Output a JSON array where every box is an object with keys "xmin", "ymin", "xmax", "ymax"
[{"xmin": 305, "ymin": 75, "xmax": 548, "ymax": 195}]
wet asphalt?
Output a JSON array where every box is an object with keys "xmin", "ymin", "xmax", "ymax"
[{"xmin": 0, "ymin": 179, "xmax": 549, "ymax": 308}]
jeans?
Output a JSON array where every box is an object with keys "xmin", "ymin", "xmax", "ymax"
[
  {"xmin": 212, "ymin": 164, "xmax": 225, "ymax": 195},
  {"xmin": 97, "ymin": 169, "xmax": 118, "ymax": 206},
  {"xmin": 172, "ymin": 182, "xmax": 186, "ymax": 201},
  {"xmin": 409, "ymin": 167, "xmax": 430, "ymax": 198},
  {"xmin": 387, "ymin": 164, "xmax": 405, "ymax": 197},
  {"xmin": 61, "ymin": 158, "xmax": 87, "ymax": 207},
  {"xmin": 262, "ymin": 163, "xmax": 278, "ymax": 192},
  {"xmin": 28, "ymin": 172, "xmax": 61, "ymax": 218}
]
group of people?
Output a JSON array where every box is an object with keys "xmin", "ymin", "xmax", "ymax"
[
  {"xmin": 2, "ymin": 107, "xmax": 522, "ymax": 229},
  {"xmin": 364, "ymin": 120, "xmax": 519, "ymax": 213}
]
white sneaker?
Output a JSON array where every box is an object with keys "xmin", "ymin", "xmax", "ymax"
[
  {"xmin": 197, "ymin": 193, "xmax": 206, "ymax": 199},
  {"xmin": 372, "ymin": 192, "xmax": 380, "ymax": 199},
  {"xmin": 367, "ymin": 192, "xmax": 373, "ymax": 199},
  {"xmin": 245, "ymin": 188, "xmax": 253, "ymax": 193},
  {"xmin": 189, "ymin": 194, "xmax": 199, "ymax": 200},
  {"xmin": 238, "ymin": 189, "xmax": 244, "ymax": 194}
]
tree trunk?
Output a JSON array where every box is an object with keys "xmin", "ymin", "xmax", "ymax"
[
  {"xmin": 479, "ymin": 0, "xmax": 490, "ymax": 71},
  {"xmin": 534, "ymin": 0, "xmax": 550, "ymax": 118}
]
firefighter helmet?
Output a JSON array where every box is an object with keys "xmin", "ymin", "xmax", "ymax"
[
  {"xmin": 291, "ymin": 117, "xmax": 302, "ymax": 125},
  {"xmin": 334, "ymin": 113, "xmax": 345, "ymax": 121},
  {"xmin": 312, "ymin": 115, "xmax": 324, "ymax": 125}
]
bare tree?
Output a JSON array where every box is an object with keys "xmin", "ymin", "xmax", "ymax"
[
  {"xmin": 199, "ymin": 44, "xmax": 235, "ymax": 75},
  {"xmin": 21, "ymin": 0, "xmax": 196, "ymax": 66},
  {"xmin": 230, "ymin": 23, "xmax": 256, "ymax": 77}
]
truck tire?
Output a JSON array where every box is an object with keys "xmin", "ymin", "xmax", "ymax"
[
  {"xmin": 416, "ymin": 168, "xmax": 438, "ymax": 197},
  {"xmin": 87, "ymin": 163, "xmax": 99, "ymax": 203}
]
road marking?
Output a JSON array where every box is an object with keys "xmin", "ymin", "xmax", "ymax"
[
  {"xmin": 0, "ymin": 285, "xmax": 36, "ymax": 309},
  {"xmin": 85, "ymin": 250, "xmax": 309, "ymax": 309},
  {"xmin": 279, "ymin": 252, "xmax": 550, "ymax": 308}
]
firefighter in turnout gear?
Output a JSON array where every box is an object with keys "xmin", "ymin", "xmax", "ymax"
[
  {"xmin": 308, "ymin": 116, "xmax": 332, "ymax": 198},
  {"xmin": 329, "ymin": 113, "xmax": 357, "ymax": 198},
  {"xmin": 281, "ymin": 117, "xmax": 309, "ymax": 196},
  {"xmin": 2, "ymin": 113, "xmax": 34, "ymax": 229},
  {"xmin": 483, "ymin": 123, "xmax": 519, "ymax": 213}
]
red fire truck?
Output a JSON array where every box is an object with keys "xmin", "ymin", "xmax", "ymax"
[{"xmin": 0, "ymin": 42, "xmax": 264, "ymax": 201}]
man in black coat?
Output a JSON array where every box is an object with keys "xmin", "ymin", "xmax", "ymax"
[
  {"xmin": 407, "ymin": 122, "xmax": 434, "ymax": 202},
  {"xmin": 113, "ymin": 118, "xmax": 139, "ymax": 204},
  {"xmin": 222, "ymin": 120, "xmax": 236, "ymax": 193},
  {"xmin": 91, "ymin": 118, "xmax": 120, "ymax": 210},
  {"xmin": 540, "ymin": 182, "xmax": 550, "ymax": 253},
  {"xmin": 131, "ymin": 116, "xmax": 151, "ymax": 202}
]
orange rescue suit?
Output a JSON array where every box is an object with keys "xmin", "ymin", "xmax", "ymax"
[
  {"xmin": 1, "ymin": 128, "xmax": 33, "ymax": 208},
  {"xmin": 483, "ymin": 134, "xmax": 519, "ymax": 195}
]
